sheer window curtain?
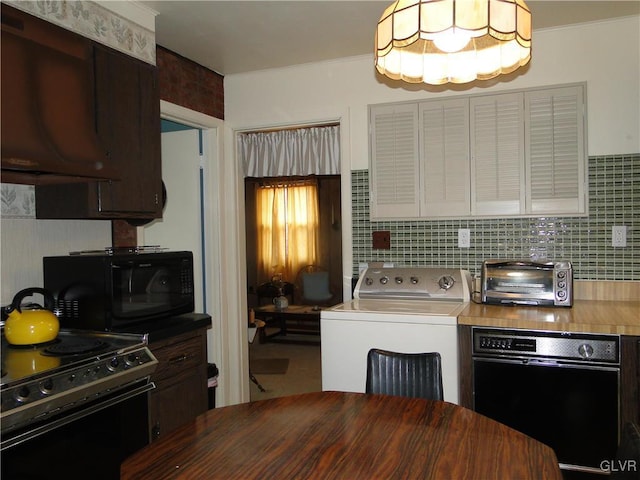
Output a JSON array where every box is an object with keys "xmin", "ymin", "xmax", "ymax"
[{"xmin": 256, "ymin": 181, "xmax": 319, "ymax": 284}]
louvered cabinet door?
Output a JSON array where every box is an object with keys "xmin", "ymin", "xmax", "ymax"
[
  {"xmin": 525, "ymin": 85, "xmax": 587, "ymax": 215},
  {"xmin": 470, "ymin": 92, "xmax": 526, "ymax": 216},
  {"xmin": 369, "ymin": 104, "xmax": 420, "ymax": 219},
  {"xmin": 419, "ymin": 99, "xmax": 470, "ymax": 217}
]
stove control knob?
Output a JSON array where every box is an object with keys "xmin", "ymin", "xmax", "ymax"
[
  {"xmin": 438, "ymin": 275, "xmax": 455, "ymax": 290},
  {"xmin": 410, "ymin": 276, "xmax": 419, "ymax": 284},
  {"xmin": 126, "ymin": 353, "xmax": 140, "ymax": 366},
  {"xmin": 380, "ymin": 276, "xmax": 389, "ymax": 285},
  {"xmin": 395, "ymin": 276, "xmax": 403, "ymax": 284},
  {"xmin": 39, "ymin": 378, "xmax": 54, "ymax": 394},
  {"xmin": 108, "ymin": 357, "xmax": 120, "ymax": 372},
  {"xmin": 578, "ymin": 343, "xmax": 594, "ymax": 359},
  {"xmin": 16, "ymin": 386, "xmax": 31, "ymax": 402}
]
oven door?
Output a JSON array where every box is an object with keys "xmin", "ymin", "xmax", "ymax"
[
  {"xmin": 473, "ymin": 357, "xmax": 619, "ymax": 476},
  {"xmin": 1, "ymin": 381, "xmax": 152, "ymax": 479}
]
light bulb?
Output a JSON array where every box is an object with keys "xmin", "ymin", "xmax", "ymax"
[{"xmin": 433, "ymin": 28, "xmax": 472, "ymax": 53}]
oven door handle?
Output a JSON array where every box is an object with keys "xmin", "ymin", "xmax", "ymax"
[
  {"xmin": 474, "ymin": 356, "xmax": 620, "ymax": 370},
  {"xmin": 1, "ymin": 381, "xmax": 156, "ymax": 451}
]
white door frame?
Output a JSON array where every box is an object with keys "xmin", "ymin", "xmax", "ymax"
[{"xmin": 139, "ymin": 100, "xmax": 249, "ymax": 407}]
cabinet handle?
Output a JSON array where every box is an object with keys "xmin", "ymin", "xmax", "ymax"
[
  {"xmin": 169, "ymin": 353, "xmax": 188, "ymax": 364},
  {"xmin": 152, "ymin": 421, "xmax": 160, "ymax": 439}
]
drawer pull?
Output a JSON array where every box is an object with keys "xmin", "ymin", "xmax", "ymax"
[{"xmin": 169, "ymin": 354, "xmax": 188, "ymax": 364}]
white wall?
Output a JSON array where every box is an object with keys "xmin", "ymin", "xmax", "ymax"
[
  {"xmin": 225, "ymin": 17, "xmax": 640, "ymax": 166},
  {"xmin": 0, "ymin": 218, "xmax": 111, "ymax": 306},
  {"xmin": 142, "ymin": 129, "xmax": 205, "ymax": 312}
]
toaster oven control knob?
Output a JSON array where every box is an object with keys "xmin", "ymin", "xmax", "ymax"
[
  {"xmin": 395, "ymin": 276, "xmax": 403, "ymax": 284},
  {"xmin": 557, "ymin": 271, "xmax": 566, "ymax": 279},
  {"xmin": 578, "ymin": 343, "xmax": 594, "ymax": 359},
  {"xmin": 438, "ymin": 275, "xmax": 455, "ymax": 290},
  {"xmin": 380, "ymin": 276, "xmax": 389, "ymax": 285}
]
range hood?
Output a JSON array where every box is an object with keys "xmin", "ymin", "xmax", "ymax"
[{"xmin": 1, "ymin": 6, "xmax": 120, "ymax": 185}]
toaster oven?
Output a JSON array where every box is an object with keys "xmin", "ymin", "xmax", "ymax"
[{"xmin": 481, "ymin": 260, "xmax": 573, "ymax": 307}]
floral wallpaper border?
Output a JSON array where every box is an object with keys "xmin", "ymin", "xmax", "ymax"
[
  {"xmin": 1, "ymin": 184, "xmax": 35, "ymax": 218},
  {"xmin": 4, "ymin": 0, "xmax": 156, "ymax": 65}
]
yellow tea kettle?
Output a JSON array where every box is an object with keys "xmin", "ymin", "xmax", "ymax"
[{"xmin": 4, "ymin": 287, "xmax": 60, "ymax": 345}]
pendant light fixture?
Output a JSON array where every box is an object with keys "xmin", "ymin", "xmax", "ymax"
[{"xmin": 375, "ymin": 0, "xmax": 532, "ymax": 85}]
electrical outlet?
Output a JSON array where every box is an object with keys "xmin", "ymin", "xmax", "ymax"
[
  {"xmin": 458, "ymin": 228, "xmax": 471, "ymax": 248},
  {"xmin": 612, "ymin": 226, "xmax": 627, "ymax": 247}
]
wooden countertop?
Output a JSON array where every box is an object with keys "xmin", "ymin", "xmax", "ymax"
[
  {"xmin": 459, "ymin": 300, "xmax": 640, "ymax": 335},
  {"xmin": 121, "ymin": 391, "xmax": 561, "ymax": 480}
]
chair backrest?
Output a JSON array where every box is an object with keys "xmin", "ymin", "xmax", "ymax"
[
  {"xmin": 301, "ymin": 271, "xmax": 332, "ymax": 302},
  {"xmin": 365, "ymin": 349, "xmax": 444, "ymax": 401},
  {"xmin": 611, "ymin": 422, "xmax": 640, "ymax": 480},
  {"xmin": 296, "ymin": 265, "xmax": 333, "ymax": 304}
]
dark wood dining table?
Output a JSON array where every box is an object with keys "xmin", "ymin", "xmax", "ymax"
[{"xmin": 121, "ymin": 391, "xmax": 562, "ymax": 480}]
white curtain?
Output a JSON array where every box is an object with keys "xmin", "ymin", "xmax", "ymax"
[
  {"xmin": 256, "ymin": 181, "xmax": 319, "ymax": 284},
  {"xmin": 239, "ymin": 125, "xmax": 340, "ymax": 177}
]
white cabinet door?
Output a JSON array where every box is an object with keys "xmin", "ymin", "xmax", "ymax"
[
  {"xmin": 470, "ymin": 92, "xmax": 525, "ymax": 216},
  {"xmin": 525, "ymin": 85, "xmax": 587, "ymax": 215},
  {"xmin": 368, "ymin": 84, "xmax": 587, "ymax": 220},
  {"xmin": 370, "ymin": 103, "xmax": 420, "ymax": 219},
  {"xmin": 419, "ymin": 98, "xmax": 470, "ymax": 217}
]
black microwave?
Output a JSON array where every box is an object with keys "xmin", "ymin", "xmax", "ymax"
[{"xmin": 43, "ymin": 251, "xmax": 195, "ymax": 331}]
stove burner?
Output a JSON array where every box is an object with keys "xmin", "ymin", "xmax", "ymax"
[
  {"xmin": 5, "ymin": 339, "xmax": 57, "ymax": 350},
  {"xmin": 43, "ymin": 338, "xmax": 110, "ymax": 357}
]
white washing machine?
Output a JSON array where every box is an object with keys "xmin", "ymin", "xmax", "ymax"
[{"xmin": 321, "ymin": 267, "xmax": 471, "ymax": 404}]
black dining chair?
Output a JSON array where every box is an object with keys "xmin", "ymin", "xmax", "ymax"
[{"xmin": 365, "ymin": 349, "xmax": 444, "ymax": 401}]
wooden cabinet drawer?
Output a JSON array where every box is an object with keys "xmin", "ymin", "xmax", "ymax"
[
  {"xmin": 148, "ymin": 328, "xmax": 209, "ymax": 441},
  {"xmin": 151, "ymin": 333, "xmax": 206, "ymax": 384}
]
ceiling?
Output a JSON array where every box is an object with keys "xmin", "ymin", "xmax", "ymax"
[{"xmin": 138, "ymin": 1, "xmax": 640, "ymax": 75}]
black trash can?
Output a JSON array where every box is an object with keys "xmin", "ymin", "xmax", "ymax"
[{"xmin": 207, "ymin": 363, "xmax": 219, "ymax": 409}]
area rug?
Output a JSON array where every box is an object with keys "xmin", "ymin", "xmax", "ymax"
[{"xmin": 250, "ymin": 358, "xmax": 290, "ymax": 374}]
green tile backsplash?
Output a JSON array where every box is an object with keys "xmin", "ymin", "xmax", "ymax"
[{"xmin": 352, "ymin": 154, "xmax": 639, "ymax": 280}]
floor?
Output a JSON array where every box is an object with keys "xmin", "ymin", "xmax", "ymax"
[{"xmin": 249, "ymin": 329, "xmax": 322, "ymax": 401}]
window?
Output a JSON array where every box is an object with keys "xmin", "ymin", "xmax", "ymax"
[{"xmin": 256, "ymin": 180, "xmax": 319, "ymax": 283}]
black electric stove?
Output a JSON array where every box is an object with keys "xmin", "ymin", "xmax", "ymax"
[{"xmin": 1, "ymin": 329, "xmax": 157, "ymax": 449}]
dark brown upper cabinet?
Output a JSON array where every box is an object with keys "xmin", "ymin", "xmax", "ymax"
[
  {"xmin": 33, "ymin": 30, "xmax": 162, "ymax": 220},
  {"xmin": 1, "ymin": 4, "xmax": 119, "ymax": 185}
]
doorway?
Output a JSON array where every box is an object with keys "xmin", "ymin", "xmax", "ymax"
[
  {"xmin": 243, "ymin": 141, "xmax": 343, "ymax": 400},
  {"xmin": 245, "ymin": 175, "xmax": 343, "ymax": 309},
  {"xmin": 244, "ymin": 174, "xmax": 341, "ymax": 400}
]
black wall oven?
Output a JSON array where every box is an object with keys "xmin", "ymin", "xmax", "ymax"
[{"xmin": 472, "ymin": 328, "xmax": 620, "ymax": 478}]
